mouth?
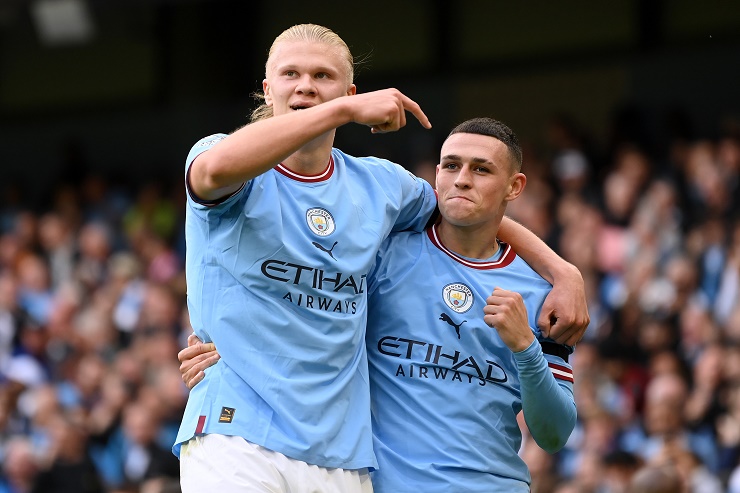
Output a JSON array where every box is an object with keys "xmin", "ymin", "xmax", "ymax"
[
  {"xmin": 448, "ymin": 195, "xmax": 473, "ymax": 203},
  {"xmin": 290, "ymin": 103, "xmax": 313, "ymax": 111}
]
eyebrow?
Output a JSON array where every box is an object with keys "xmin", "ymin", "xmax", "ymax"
[
  {"xmin": 440, "ymin": 154, "xmax": 493, "ymax": 165},
  {"xmin": 274, "ymin": 63, "xmax": 339, "ymax": 74}
]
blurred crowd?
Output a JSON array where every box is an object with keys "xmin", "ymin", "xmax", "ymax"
[
  {"xmin": 0, "ymin": 107, "xmax": 739, "ymax": 493},
  {"xmin": 505, "ymin": 110, "xmax": 740, "ymax": 493},
  {"xmin": 0, "ymin": 177, "xmax": 187, "ymax": 493}
]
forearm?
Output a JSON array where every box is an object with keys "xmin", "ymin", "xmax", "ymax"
[
  {"xmin": 190, "ymin": 98, "xmax": 352, "ymax": 198},
  {"xmin": 515, "ymin": 340, "xmax": 576, "ymax": 453},
  {"xmin": 498, "ymin": 216, "xmax": 576, "ymax": 285}
]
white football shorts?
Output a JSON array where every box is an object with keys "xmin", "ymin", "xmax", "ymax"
[{"xmin": 179, "ymin": 434, "xmax": 374, "ymax": 493}]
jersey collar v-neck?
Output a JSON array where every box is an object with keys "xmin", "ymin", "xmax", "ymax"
[
  {"xmin": 275, "ymin": 156, "xmax": 335, "ymax": 183},
  {"xmin": 426, "ymin": 224, "xmax": 516, "ymax": 270}
]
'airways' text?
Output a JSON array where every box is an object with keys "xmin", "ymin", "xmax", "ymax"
[
  {"xmin": 393, "ymin": 363, "xmax": 492, "ymax": 387},
  {"xmin": 282, "ymin": 291, "xmax": 358, "ymax": 314}
]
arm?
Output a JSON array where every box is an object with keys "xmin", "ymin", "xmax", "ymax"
[
  {"xmin": 497, "ymin": 216, "xmax": 589, "ymax": 346},
  {"xmin": 515, "ymin": 342, "xmax": 576, "ymax": 453},
  {"xmin": 483, "ymin": 288, "xmax": 576, "ymax": 453},
  {"xmin": 190, "ymin": 89, "xmax": 431, "ymax": 201}
]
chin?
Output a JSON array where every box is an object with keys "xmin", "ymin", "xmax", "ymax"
[{"xmin": 442, "ymin": 206, "xmax": 474, "ymax": 222}]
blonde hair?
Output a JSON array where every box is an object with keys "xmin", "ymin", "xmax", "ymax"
[{"xmin": 250, "ymin": 24, "xmax": 354, "ymax": 123}]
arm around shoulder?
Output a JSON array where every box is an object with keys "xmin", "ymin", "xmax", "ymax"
[{"xmin": 497, "ymin": 216, "xmax": 589, "ymax": 346}]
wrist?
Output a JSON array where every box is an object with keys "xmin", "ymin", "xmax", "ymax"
[
  {"xmin": 548, "ymin": 260, "xmax": 581, "ymax": 286},
  {"xmin": 512, "ymin": 338, "xmax": 541, "ymax": 364},
  {"xmin": 512, "ymin": 333, "xmax": 536, "ymax": 353},
  {"xmin": 331, "ymin": 95, "xmax": 356, "ymax": 126}
]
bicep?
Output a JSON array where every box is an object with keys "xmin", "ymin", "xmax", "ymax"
[{"xmin": 188, "ymin": 153, "xmax": 244, "ymax": 203}]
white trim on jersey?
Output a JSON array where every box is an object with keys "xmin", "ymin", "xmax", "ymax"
[
  {"xmin": 275, "ymin": 156, "xmax": 335, "ymax": 182},
  {"xmin": 427, "ymin": 225, "xmax": 516, "ymax": 269},
  {"xmin": 548, "ymin": 361, "xmax": 574, "ymax": 383}
]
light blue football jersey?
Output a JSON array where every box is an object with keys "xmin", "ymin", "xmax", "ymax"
[
  {"xmin": 367, "ymin": 225, "xmax": 576, "ymax": 492},
  {"xmin": 173, "ymin": 134, "xmax": 437, "ymax": 470}
]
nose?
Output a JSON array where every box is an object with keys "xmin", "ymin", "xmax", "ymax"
[
  {"xmin": 454, "ymin": 166, "xmax": 472, "ymax": 188},
  {"xmin": 295, "ymin": 74, "xmax": 316, "ymax": 95}
]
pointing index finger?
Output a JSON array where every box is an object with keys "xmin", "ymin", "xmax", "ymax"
[{"xmin": 401, "ymin": 94, "xmax": 431, "ymax": 129}]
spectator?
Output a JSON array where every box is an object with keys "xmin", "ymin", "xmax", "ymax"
[
  {"xmin": 620, "ymin": 371, "xmax": 719, "ymax": 473},
  {"xmin": 0, "ymin": 437, "xmax": 38, "ymax": 493},
  {"xmin": 627, "ymin": 464, "xmax": 683, "ymax": 493}
]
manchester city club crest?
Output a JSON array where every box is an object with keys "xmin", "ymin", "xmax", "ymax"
[
  {"xmin": 442, "ymin": 282, "xmax": 474, "ymax": 313},
  {"xmin": 306, "ymin": 207, "xmax": 336, "ymax": 236}
]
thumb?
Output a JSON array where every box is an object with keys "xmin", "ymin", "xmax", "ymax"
[{"xmin": 537, "ymin": 307, "xmax": 554, "ymax": 338}]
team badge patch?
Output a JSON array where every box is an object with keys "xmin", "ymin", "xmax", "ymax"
[
  {"xmin": 306, "ymin": 208, "xmax": 336, "ymax": 236},
  {"xmin": 219, "ymin": 407, "xmax": 235, "ymax": 423},
  {"xmin": 443, "ymin": 283, "xmax": 474, "ymax": 313}
]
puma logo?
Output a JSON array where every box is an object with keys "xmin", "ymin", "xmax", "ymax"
[
  {"xmin": 218, "ymin": 407, "xmax": 235, "ymax": 423},
  {"xmin": 312, "ymin": 241, "xmax": 338, "ymax": 260},
  {"xmin": 439, "ymin": 312, "xmax": 467, "ymax": 339}
]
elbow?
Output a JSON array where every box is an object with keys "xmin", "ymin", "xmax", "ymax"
[
  {"xmin": 530, "ymin": 407, "xmax": 577, "ymax": 454},
  {"xmin": 190, "ymin": 153, "xmax": 237, "ymax": 197},
  {"xmin": 196, "ymin": 154, "xmax": 233, "ymax": 190},
  {"xmin": 534, "ymin": 433, "xmax": 569, "ymax": 455},
  {"xmin": 532, "ymin": 430, "xmax": 570, "ymax": 454}
]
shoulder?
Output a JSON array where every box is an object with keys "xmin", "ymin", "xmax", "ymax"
[
  {"xmin": 507, "ymin": 248, "xmax": 550, "ymax": 283},
  {"xmin": 382, "ymin": 229, "xmax": 424, "ymax": 251},
  {"xmin": 186, "ymin": 133, "xmax": 229, "ymax": 167},
  {"xmin": 496, "ymin": 247, "xmax": 553, "ymax": 296},
  {"xmin": 333, "ymin": 149, "xmax": 412, "ymax": 177},
  {"xmin": 374, "ymin": 230, "xmax": 425, "ymax": 269},
  {"xmin": 191, "ymin": 133, "xmax": 229, "ymax": 151}
]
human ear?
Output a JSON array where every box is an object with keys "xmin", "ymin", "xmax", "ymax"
[
  {"xmin": 262, "ymin": 79, "xmax": 273, "ymax": 106},
  {"xmin": 505, "ymin": 173, "xmax": 527, "ymax": 201}
]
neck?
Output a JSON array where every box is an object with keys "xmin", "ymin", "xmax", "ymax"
[
  {"xmin": 282, "ymin": 130, "xmax": 336, "ymax": 175},
  {"xmin": 435, "ymin": 220, "xmax": 502, "ymax": 259}
]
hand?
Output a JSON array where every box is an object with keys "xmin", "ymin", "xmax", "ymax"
[
  {"xmin": 538, "ymin": 264, "xmax": 590, "ymax": 346},
  {"xmin": 483, "ymin": 287, "xmax": 535, "ymax": 352},
  {"xmin": 178, "ymin": 333, "xmax": 220, "ymax": 389},
  {"xmin": 344, "ymin": 88, "xmax": 431, "ymax": 133}
]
